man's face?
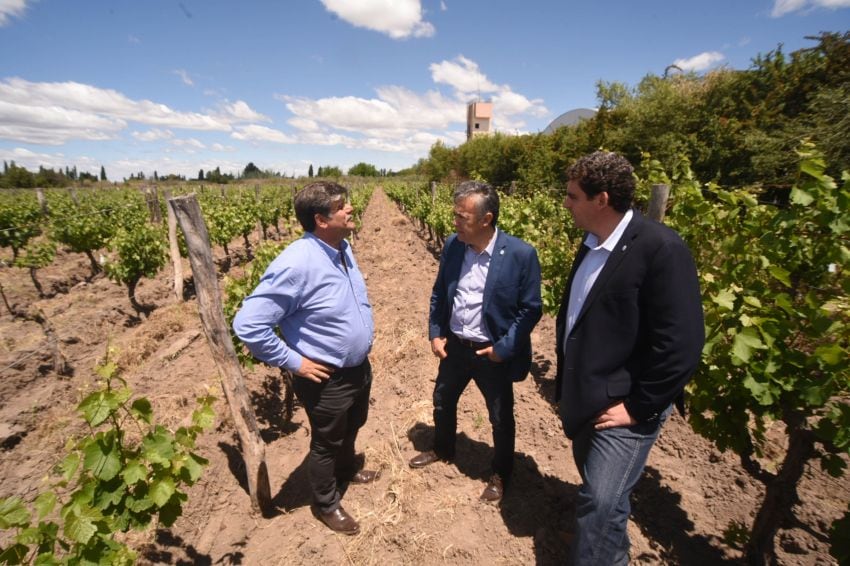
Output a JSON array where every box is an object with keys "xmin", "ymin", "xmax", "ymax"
[
  {"xmin": 319, "ymin": 197, "xmax": 355, "ymax": 235},
  {"xmin": 453, "ymin": 195, "xmax": 490, "ymax": 245},
  {"xmin": 563, "ymin": 180, "xmax": 601, "ymax": 232}
]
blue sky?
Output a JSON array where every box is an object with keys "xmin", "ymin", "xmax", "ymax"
[{"xmin": 0, "ymin": 0, "xmax": 848, "ymax": 181}]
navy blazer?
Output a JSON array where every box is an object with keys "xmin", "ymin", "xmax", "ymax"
[
  {"xmin": 555, "ymin": 210, "xmax": 705, "ymax": 438},
  {"xmin": 430, "ymin": 230, "xmax": 543, "ymax": 382}
]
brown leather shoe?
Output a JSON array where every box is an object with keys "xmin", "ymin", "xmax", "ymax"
[
  {"xmin": 409, "ymin": 450, "xmax": 447, "ymax": 468},
  {"xmin": 349, "ymin": 469, "xmax": 380, "ymax": 484},
  {"xmin": 480, "ymin": 475, "xmax": 504, "ymax": 503},
  {"xmin": 319, "ymin": 506, "xmax": 360, "ymax": 535}
]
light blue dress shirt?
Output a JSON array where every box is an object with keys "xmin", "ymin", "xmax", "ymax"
[
  {"xmin": 233, "ymin": 232, "xmax": 374, "ymax": 372},
  {"xmin": 449, "ymin": 228, "xmax": 498, "ymax": 342}
]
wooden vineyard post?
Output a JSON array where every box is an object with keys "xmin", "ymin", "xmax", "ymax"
[
  {"xmin": 144, "ymin": 186, "xmax": 163, "ymax": 224},
  {"xmin": 35, "ymin": 187, "xmax": 49, "ymax": 216},
  {"xmin": 163, "ymin": 190, "xmax": 184, "ymax": 302},
  {"xmin": 254, "ymin": 184, "xmax": 265, "ymax": 241},
  {"xmin": 167, "ymin": 194, "xmax": 272, "ymax": 514},
  {"xmin": 647, "ymin": 184, "xmax": 670, "ymax": 223}
]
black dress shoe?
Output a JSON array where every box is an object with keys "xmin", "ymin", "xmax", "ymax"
[
  {"xmin": 349, "ymin": 469, "xmax": 380, "ymax": 484},
  {"xmin": 319, "ymin": 506, "xmax": 360, "ymax": 535},
  {"xmin": 409, "ymin": 450, "xmax": 446, "ymax": 468},
  {"xmin": 480, "ymin": 474, "xmax": 504, "ymax": 503}
]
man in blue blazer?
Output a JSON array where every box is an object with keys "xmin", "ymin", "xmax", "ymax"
[
  {"xmin": 556, "ymin": 152, "xmax": 704, "ymax": 565},
  {"xmin": 409, "ymin": 181, "xmax": 542, "ymax": 503}
]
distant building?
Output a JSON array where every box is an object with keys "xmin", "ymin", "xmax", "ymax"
[
  {"xmin": 467, "ymin": 101, "xmax": 493, "ymax": 140},
  {"xmin": 542, "ymin": 108, "xmax": 597, "ymax": 134}
]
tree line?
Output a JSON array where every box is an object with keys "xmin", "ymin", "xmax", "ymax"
[{"xmin": 408, "ymin": 32, "xmax": 850, "ymax": 196}]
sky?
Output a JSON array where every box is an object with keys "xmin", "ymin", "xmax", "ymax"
[{"xmin": 0, "ymin": 0, "xmax": 848, "ymax": 181}]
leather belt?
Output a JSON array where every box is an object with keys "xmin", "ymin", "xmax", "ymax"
[{"xmin": 450, "ymin": 333, "xmax": 492, "ymax": 350}]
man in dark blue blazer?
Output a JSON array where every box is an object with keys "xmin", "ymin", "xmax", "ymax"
[
  {"xmin": 409, "ymin": 181, "xmax": 542, "ymax": 503},
  {"xmin": 556, "ymin": 152, "xmax": 704, "ymax": 565}
]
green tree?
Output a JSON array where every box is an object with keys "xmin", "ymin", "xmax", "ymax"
[
  {"xmin": 100, "ymin": 166, "xmax": 107, "ymax": 181},
  {"xmin": 198, "ymin": 169, "xmax": 204, "ymax": 181},
  {"xmin": 243, "ymin": 162, "xmax": 262, "ymax": 179},
  {"xmin": 317, "ymin": 165, "xmax": 342, "ymax": 177},
  {"xmin": 347, "ymin": 162, "xmax": 379, "ymax": 176},
  {"xmin": 308, "ymin": 164, "xmax": 314, "ymax": 178}
]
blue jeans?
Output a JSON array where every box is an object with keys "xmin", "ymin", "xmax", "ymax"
[{"xmin": 570, "ymin": 405, "xmax": 672, "ymax": 566}]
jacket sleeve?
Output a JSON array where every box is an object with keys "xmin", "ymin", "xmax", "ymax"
[
  {"xmin": 428, "ymin": 237, "xmax": 453, "ymax": 340},
  {"xmin": 492, "ymin": 245, "xmax": 543, "ymax": 361},
  {"xmin": 624, "ymin": 237, "xmax": 704, "ymax": 422}
]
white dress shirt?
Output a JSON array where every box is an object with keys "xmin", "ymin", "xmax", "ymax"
[{"xmin": 565, "ymin": 210, "xmax": 634, "ymax": 340}]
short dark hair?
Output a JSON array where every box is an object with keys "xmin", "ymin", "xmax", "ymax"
[
  {"xmin": 454, "ymin": 180, "xmax": 500, "ymax": 227},
  {"xmin": 294, "ymin": 181, "xmax": 348, "ymax": 232},
  {"xmin": 567, "ymin": 151, "xmax": 635, "ymax": 213}
]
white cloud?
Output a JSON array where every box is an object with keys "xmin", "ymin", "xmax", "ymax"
[
  {"xmin": 128, "ymin": 34, "xmax": 141, "ymax": 44},
  {"xmin": 174, "ymin": 69, "xmax": 194, "ymax": 86},
  {"xmin": 0, "ymin": 77, "xmax": 241, "ymax": 144},
  {"xmin": 210, "ymin": 142, "xmax": 234, "ymax": 152},
  {"xmin": 0, "ymin": 0, "xmax": 28, "ymax": 27},
  {"xmin": 172, "ymin": 137, "xmax": 205, "ymax": 150},
  {"xmin": 771, "ymin": 0, "xmax": 850, "ymax": 16},
  {"xmin": 219, "ymin": 100, "xmax": 270, "ymax": 122},
  {"xmin": 0, "ymin": 99, "xmax": 125, "ymax": 145},
  {"xmin": 673, "ymin": 51, "xmax": 725, "ymax": 72},
  {"xmin": 276, "ymin": 54, "xmax": 546, "ymax": 154},
  {"xmin": 231, "ymin": 124, "xmax": 297, "ymax": 144},
  {"xmin": 320, "ymin": 0, "xmax": 435, "ymax": 39},
  {"xmin": 492, "ymin": 90, "xmax": 548, "ymax": 118},
  {"xmin": 288, "ymin": 116, "xmax": 321, "ymax": 132},
  {"xmin": 0, "ymin": 147, "xmax": 67, "ymax": 171},
  {"xmin": 430, "ymin": 56, "xmax": 498, "ymax": 94},
  {"xmin": 440, "ymin": 0, "xmax": 447, "ymax": 10},
  {"xmin": 132, "ymin": 128, "xmax": 174, "ymax": 141}
]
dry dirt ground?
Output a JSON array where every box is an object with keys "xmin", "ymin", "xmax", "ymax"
[{"xmin": 1, "ymin": 188, "xmax": 847, "ymax": 565}]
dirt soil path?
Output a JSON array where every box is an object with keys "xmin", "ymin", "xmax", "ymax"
[{"xmin": 1, "ymin": 187, "xmax": 847, "ymax": 565}]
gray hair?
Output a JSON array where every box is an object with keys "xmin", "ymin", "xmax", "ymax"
[
  {"xmin": 453, "ymin": 180, "xmax": 500, "ymax": 227},
  {"xmin": 294, "ymin": 181, "xmax": 348, "ymax": 232}
]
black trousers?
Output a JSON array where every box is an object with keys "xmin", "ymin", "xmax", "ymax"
[
  {"xmin": 432, "ymin": 336, "xmax": 515, "ymax": 480},
  {"xmin": 292, "ymin": 358, "xmax": 372, "ymax": 513}
]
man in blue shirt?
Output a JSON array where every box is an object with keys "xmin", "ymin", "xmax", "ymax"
[
  {"xmin": 409, "ymin": 181, "xmax": 542, "ymax": 504},
  {"xmin": 233, "ymin": 181, "xmax": 377, "ymax": 535}
]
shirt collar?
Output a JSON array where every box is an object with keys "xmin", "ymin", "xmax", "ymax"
[
  {"xmin": 466, "ymin": 227, "xmax": 498, "ymax": 257},
  {"xmin": 305, "ymin": 231, "xmax": 348, "ymax": 260},
  {"xmin": 584, "ymin": 209, "xmax": 634, "ymax": 251}
]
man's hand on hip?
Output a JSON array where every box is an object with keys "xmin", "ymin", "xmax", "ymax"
[
  {"xmin": 295, "ymin": 357, "xmax": 333, "ymax": 383},
  {"xmin": 593, "ymin": 402, "xmax": 637, "ymax": 430},
  {"xmin": 431, "ymin": 337, "xmax": 448, "ymax": 359},
  {"xmin": 475, "ymin": 346, "xmax": 503, "ymax": 362}
]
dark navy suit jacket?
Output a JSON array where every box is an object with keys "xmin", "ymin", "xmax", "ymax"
[
  {"xmin": 555, "ymin": 210, "xmax": 705, "ymax": 438},
  {"xmin": 430, "ymin": 230, "xmax": 542, "ymax": 382}
]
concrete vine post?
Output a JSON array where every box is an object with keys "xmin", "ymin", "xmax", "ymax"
[{"xmin": 167, "ymin": 194, "xmax": 272, "ymax": 514}]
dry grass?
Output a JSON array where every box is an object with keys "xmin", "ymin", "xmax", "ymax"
[{"xmin": 115, "ymin": 302, "xmax": 193, "ymax": 372}]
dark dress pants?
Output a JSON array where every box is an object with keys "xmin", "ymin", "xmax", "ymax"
[
  {"xmin": 432, "ymin": 338, "xmax": 515, "ymax": 480},
  {"xmin": 292, "ymin": 358, "xmax": 372, "ymax": 513}
]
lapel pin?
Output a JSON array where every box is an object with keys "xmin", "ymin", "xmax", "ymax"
[
  {"xmin": 621, "ymin": 245, "xmax": 627, "ymax": 251},
  {"xmin": 500, "ymin": 249, "xmax": 505, "ymax": 255}
]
